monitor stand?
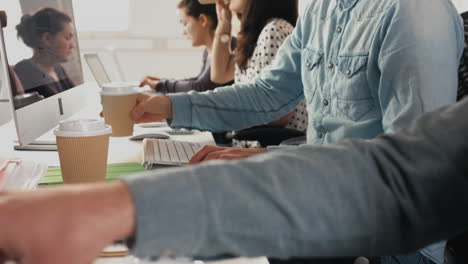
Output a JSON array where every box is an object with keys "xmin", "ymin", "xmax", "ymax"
[{"xmin": 13, "ymin": 140, "xmax": 57, "ymax": 151}]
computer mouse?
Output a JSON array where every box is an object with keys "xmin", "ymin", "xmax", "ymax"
[{"xmin": 129, "ymin": 133, "xmax": 170, "ymax": 141}]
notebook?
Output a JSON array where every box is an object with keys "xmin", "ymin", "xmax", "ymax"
[{"xmin": 41, "ymin": 162, "xmax": 146, "ymax": 185}]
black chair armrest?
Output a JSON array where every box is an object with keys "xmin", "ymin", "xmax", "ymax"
[{"xmin": 232, "ymin": 125, "xmax": 305, "ymax": 147}]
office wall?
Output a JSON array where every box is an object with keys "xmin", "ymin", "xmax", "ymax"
[
  {"xmin": 77, "ymin": 0, "xmax": 202, "ymax": 83},
  {"xmin": 76, "ymin": 0, "xmax": 313, "ymax": 83}
]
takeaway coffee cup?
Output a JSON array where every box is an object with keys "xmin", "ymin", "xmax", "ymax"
[
  {"xmin": 54, "ymin": 119, "xmax": 112, "ymax": 184},
  {"xmin": 101, "ymin": 84, "xmax": 139, "ymax": 137}
]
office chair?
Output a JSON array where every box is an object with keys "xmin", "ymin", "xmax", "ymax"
[
  {"xmin": 458, "ymin": 11, "xmax": 468, "ymax": 101},
  {"xmin": 445, "ymin": 11, "xmax": 468, "ymax": 264},
  {"xmin": 230, "ymin": 124, "xmax": 306, "ymax": 147}
]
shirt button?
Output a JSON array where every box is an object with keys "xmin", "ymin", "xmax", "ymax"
[
  {"xmin": 337, "ymin": 27, "xmax": 342, "ymax": 33},
  {"xmin": 346, "ymin": 69, "xmax": 352, "ymax": 75},
  {"xmin": 323, "ymin": 100, "xmax": 329, "ymax": 106},
  {"xmin": 306, "ymin": 62, "xmax": 311, "ymax": 68},
  {"xmin": 328, "ymin": 63, "xmax": 334, "ymax": 69}
]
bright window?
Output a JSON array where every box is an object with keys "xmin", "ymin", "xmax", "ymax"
[
  {"xmin": 72, "ymin": 0, "xmax": 129, "ymax": 31},
  {"xmin": 299, "ymin": 0, "xmax": 313, "ymax": 16},
  {"xmin": 453, "ymin": 0, "xmax": 468, "ymax": 12}
]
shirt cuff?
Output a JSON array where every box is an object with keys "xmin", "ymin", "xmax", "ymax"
[
  {"xmin": 121, "ymin": 170, "xmax": 205, "ymax": 259},
  {"xmin": 155, "ymin": 81, "xmax": 168, "ymax": 93},
  {"xmin": 167, "ymin": 93, "xmax": 193, "ymax": 129}
]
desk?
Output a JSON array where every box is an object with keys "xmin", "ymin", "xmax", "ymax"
[
  {"xmin": 0, "ymin": 83, "xmax": 214, "ymax": 166},
  {"xmin": 0, "ymin": 83, "xmax": 267, "ymax": 264}
]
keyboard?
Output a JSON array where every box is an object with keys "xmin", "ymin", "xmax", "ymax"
[{"xmin": 142, "ymin": 139, "xmax": 205, "ymax": 168}]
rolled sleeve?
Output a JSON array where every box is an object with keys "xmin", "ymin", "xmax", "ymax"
[{"xmin": 168, "ymin": 93, "xmax": 194, "ymax": 128}]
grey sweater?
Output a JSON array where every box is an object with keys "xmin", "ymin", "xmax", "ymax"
[
  {"xmin": 123, "ymin": 98, "xmax": 468, "ymax": 260},
  {"xmin": 156, "ymin": 46, "xmax": 234, "ymax": 93}
]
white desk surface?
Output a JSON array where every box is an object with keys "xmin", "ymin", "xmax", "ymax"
[
  {"xmin": 0, "ymin": 82, "xmax": 215, "ymax": 166},
  {"xmin": 0, "ymin": 83, "xmax": 268, "ymax": 264}
]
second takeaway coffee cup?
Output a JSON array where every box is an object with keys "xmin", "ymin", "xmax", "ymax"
[
  {"xmin": 54, "ymin": 119, "xmax": 112, "ymax": 184},
  {"xmin": 101, "ymin": 84, "xmax": 139, "ymax": 137}
]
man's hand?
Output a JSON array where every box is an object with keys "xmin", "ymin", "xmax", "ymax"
[
  {"xmin": 131, "ymin": 93, "xmax": 173, "ymax": 123},
  {"xmin": 0, "ymin": 181, "xmax": 135, "ymax": 264},
  {"xmin": 139, "ymin": 76, "xmax": 161, "ymax": 91},
  {"xmin": 189, "ymin": 145, "xmax": 267, "ymax": 164}
]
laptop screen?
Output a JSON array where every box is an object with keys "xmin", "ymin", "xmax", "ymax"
[{"xmin": 84, "ymin": 53, "xmax": 111, "ymax": 86}]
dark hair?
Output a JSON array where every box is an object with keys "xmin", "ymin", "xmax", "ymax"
[
  {"xmin": 236, "ymin": 0, "xmax": 298, "ymax": 70},
  {"xmin": 177, "ymin": 0, "xmax": 218, "ymax": 30},
  {"xmin": 16, "ymin": 8, "xmax": 72, "ymax": 49}
]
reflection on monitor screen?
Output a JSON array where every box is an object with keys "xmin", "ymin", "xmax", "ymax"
[
  {"xmin": 4, "ymin": 3, "xmax": 83, "ymax": 109},
  {"xmin": 0, "ymin": 0, "xmax": 86, "ymax": 148}
]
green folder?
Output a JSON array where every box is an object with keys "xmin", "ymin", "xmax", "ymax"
[{"xmin": 41, "ymin": 163, "xmax": 147, "ymax": 185}]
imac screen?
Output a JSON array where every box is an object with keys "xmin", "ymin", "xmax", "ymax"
[{"xmin": 2, "ymin": 0, "xmax": 83, "ymax": 109}]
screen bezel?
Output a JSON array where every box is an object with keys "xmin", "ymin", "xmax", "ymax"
[{"xmin": 0, "ymin": 3, "xmax": 87, "ymax": 146}]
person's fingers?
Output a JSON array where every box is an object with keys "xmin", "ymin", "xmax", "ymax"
[
  {"xmin": 217, "ymin": 153, "xmax": 249, "ymax": 160},
  {"xmin": 202, "ymin": 151, "xmax": 226, "ymax": 162},
  {"xmin": 189, "ymin": 145, "xmax": 225, "ymax": 164},
  {"xmin": 136, "ymin": 93, "xmax": 151, "ymax": 103},
  {"xmin": 216, "ymin": 0, "xmax": 230, "ymax": 19},
  {"xmin": 217, "ymin": 0, "xmax": 229, "ymax": 8},
  {"xmin": 144, "ymin": 76, "xmax": 160, "ymax": 81},
  {"xmin": 131, "ymin": 94, "xmax": 152, "ymax": 121},
  {"xmin": 133, "ymin": 113, "xmax": 164, "ymax": 124},
  {"xmin": 131, "ymin": 102, "xmax": 147, "ymax": 122},
  {"xmin": 139, "ymin": 79, "xmax": 148, "ymax": 87},
  {"xmin": 99, "ymin": 111, "xmax": 104, "ymax": 118},
  {"xmin": 203, "ymin": 149, "xmax": 245, "ymax": 161}
]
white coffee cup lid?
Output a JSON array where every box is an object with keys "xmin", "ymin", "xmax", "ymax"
[
  {"xmin": 54, "ymin": 119, "xmax": 112, "ymax": 137},
  {"xmin": 101, "ymin": 83, "xmax": 139, "ymax": 96}
]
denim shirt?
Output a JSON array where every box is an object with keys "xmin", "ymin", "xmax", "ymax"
[{"xmin": 169, "ymin": 0, "xmax": 464, "ymax": 263}]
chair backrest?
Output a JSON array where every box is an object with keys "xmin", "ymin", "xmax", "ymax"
[
  {"xmin": 458, "ymin": 11, "xmax": 468, "ymax": 101},
  {"xmin": 448, "ymin": 13, "xmax": 468, "ymax": 263}
]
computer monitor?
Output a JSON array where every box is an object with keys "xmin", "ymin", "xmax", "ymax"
[{"xmin": 0, "ymin": 0, "xmax": 85, "ymax": 149}]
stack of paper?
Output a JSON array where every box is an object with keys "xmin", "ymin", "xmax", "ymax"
[{"xmin": 0, "ymin": 157, "xmax": 48, "ymax": 190}]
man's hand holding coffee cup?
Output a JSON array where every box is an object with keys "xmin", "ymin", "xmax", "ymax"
[{"xmin": 131, "ymin": 93, "xmax": 173, "ymax": 123}]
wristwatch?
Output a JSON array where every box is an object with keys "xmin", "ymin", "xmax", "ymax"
[{"xmin": 217, "ymin": 33, "xmax": 230, "ymax": 44}]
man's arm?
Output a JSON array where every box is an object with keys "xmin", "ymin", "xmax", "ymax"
[
  {"xmin": 167, "ymin": 15, "xmax": 306, "ymax": 132},
  {"xmin": 0, "ymin": 182, "xmax": 135, "ymax": 264},
  {"xmin": 2, "ymin": 100, "xmax": 468, "ymax": 262},
  {"xmin": 124, "ymin": 99, "xmax": 468, "ymax": 260}
]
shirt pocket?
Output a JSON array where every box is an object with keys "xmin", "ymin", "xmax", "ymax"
[
  {"xmin": 302, "ymin": 48, "xmax": 323, "ymax": 103},
  {"xmin": 304, "ymin": 48, "xmax": 323, "ymax": 71},
  {"xmin": 335, "ymin": 53, "xmax": 374, "ymax": 121}
]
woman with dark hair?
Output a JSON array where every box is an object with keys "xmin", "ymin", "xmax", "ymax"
[
  {"xmin": 139, "ymin": 0, "xmax": 235, "ymax": 94},
  {"xmin": 211, "ymin": 0, "xmax": 308, "ymax": 147},
  {"xmin": 14, "ymin": 7, "xmax": 75, "ymax": 99}
]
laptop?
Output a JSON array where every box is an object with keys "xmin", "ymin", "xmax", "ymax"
[{"xmin": 84, "ymin": 53, "xmax": 140, "ymax": 88}]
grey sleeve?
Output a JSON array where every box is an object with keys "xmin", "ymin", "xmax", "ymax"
[
  {"xmin": 122, "ymin": 99, "xmax": 468, "ymax": 260},
  {"xmin": 156, "ymin": 50, "xmax": 233, "ymax": 93}
]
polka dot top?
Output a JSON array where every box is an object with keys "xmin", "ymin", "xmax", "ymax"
[
  {"xmin": 234, "ymin": 18, "xmax": 308, "ymax": 132},
  {"xmin": 235, "ymin": 18, "xmax": 293, "ymax": 84}
]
